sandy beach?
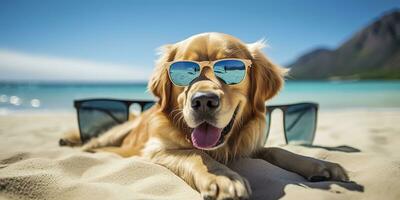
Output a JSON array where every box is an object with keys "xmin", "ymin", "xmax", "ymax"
[{"xmin": 0, "ymin": 109, "xmax": 399, "ymax": 200}]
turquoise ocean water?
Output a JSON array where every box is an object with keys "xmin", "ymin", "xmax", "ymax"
[{"xmin": 0, "ymin": 81, "xmax": 400, "ymax": 113}]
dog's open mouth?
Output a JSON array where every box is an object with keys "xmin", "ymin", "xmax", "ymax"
[{"xmin": 190, "ymin": 107, "xmax": 238, "ymax": 150}]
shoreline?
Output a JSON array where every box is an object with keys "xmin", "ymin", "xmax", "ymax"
[{"xmin": 2, "ymin": 106, "xmax": 400, "ymax": 115}]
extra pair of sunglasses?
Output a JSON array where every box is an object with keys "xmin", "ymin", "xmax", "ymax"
[
  {"xmin": 74, "ymin": 99, "xmax": 318, "ymax": 145},
  {"xmin": 74, "ymin": 99, "xmax": 155, "ymax": 143},
  {"xmin": 166, "ymin": 58, "xmax": 252, "ymax": 86},
  {"xmin": 265, "ymin": 103, "xmax": 318, "ymax": 145}
]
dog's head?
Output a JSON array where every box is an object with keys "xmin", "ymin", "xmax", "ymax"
[{"xmin": 149, "ymin": 33, "xmax": 286, "ymax": 151}]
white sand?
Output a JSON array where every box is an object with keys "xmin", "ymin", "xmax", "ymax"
[{"xmin": 0, "ymin": 110, "xmax": 400, "ymax": 200}]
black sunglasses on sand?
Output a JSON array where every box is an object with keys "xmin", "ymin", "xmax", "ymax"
[{"xmin": 74, "ymin": 99, "xmax": 318, "ymax": 145}]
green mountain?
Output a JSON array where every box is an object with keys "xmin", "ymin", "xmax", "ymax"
[{"xmin": 288, "ymin": 10, "xmax": 400, "ymax": 80}]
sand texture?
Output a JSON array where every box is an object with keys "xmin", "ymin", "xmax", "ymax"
[{"xmin": 0, "ymin": 110, "xmax": 400, "ymax": 200}]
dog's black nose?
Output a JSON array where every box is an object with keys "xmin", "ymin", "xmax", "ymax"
[{"xmin": 191, "ymin": 92, "xmax": 220, "ymax": 112}]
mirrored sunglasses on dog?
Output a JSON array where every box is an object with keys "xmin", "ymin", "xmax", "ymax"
[
  {"xmin": 73, "ymin": 99, "xmax": 318, "ymax": 145},
  {"xmin": 166, "ymin": 58, "xmax": 252, "ymax": 86}
]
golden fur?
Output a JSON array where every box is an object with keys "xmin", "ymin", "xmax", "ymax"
[{"xmin": 61, "ymin": 33, "xmax": 349, "ymax": 200}]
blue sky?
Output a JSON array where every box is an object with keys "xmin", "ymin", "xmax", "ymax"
[{"xmin": 0, "ymin": 0, "xmax": 398, "ymax": 82}]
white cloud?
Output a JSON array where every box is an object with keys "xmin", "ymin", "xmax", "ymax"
[{"xmin": 0, "ymin": 49, "xmax": 151, "ymax": 82}]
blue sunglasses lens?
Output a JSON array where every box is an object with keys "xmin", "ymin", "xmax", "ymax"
[
  {"xmin": 265, "ymin": 110, "xmax": 272, "ymax": 144},
  {"xmin": 78, "ymin": 100, "xmax": 128, "ymax": 143},
  {"xmin": 214, "ymin": 60, "xmax": 246, "ymax": 85},
  {"xmin": 169, "ymin": 61, "xmax": 201, "ymax": 86},
  {"xmin": 284, "ymin": 104, "xmax": 316, "ymax": 145},
  {"xmin": 143, "ymin": 102, "xmax": 155, "ymax": 111}
]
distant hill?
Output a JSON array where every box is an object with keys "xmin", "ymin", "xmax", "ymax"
[{"xmin": 288, "ymin": 10, "xmax": 400, "ymax": 80}]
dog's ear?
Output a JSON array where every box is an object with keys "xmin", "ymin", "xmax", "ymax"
[
  {"xmin": 148, "ymin": 44, "xmax": 177, "ymax": 112},
  {"xmin": 247, "ymin": 40, "xmax": 288, "ymax": 113}
]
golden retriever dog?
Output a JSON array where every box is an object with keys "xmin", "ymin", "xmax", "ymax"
[{"xmin": 61, "ymin": 32, "xmax": 348, "ymax": 200}]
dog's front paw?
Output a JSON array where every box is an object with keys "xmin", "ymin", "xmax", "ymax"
[
  {"xmin": 198, "ymin": 172, "xmax": 251, "ymax": 200},
  {"xmin": 59, "ymin": 130, "xmax": 82, "ymax": 147},
  {"xmin": 307, "ymin": 160, "xmax": 349, "ymax": 182},
  {"xmin": 80, "ymin": 138, "xmax": 100, "ymax": 152}
]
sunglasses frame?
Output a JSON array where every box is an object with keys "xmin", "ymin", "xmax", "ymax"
[
  {"xmin": 265, "ymin": 102, "xmax": 319, "ymax": 145},
  {"xmin": 74, "ymin": 98, "xmax": 318, "ymax": 145},
  {"xmin": 165, "ymin": 58, "xmax": 252, "ymax": 87}
]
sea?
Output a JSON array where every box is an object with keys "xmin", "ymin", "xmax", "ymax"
[{"xmin": 1, "ymin": 81, "xmax": 400, "ymax": 114}]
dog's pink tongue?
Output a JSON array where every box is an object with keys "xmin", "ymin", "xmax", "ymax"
[{"xmin": 191, "ymin": 123, "xmax": 222, "ymax": 149}]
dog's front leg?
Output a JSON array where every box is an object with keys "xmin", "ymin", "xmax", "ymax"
[
  {"xmin": 150, "ymin": 149, "xmax": 251, "ymax": 200},
  {"xmin": 253, "ymin": 147, "xmax": 349, "ymax": 182}
]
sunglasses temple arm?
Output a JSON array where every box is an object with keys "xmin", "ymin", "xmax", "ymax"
[{"xmin": 80, "ymin": 107, "xmax": 125, "ymax": 124}]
